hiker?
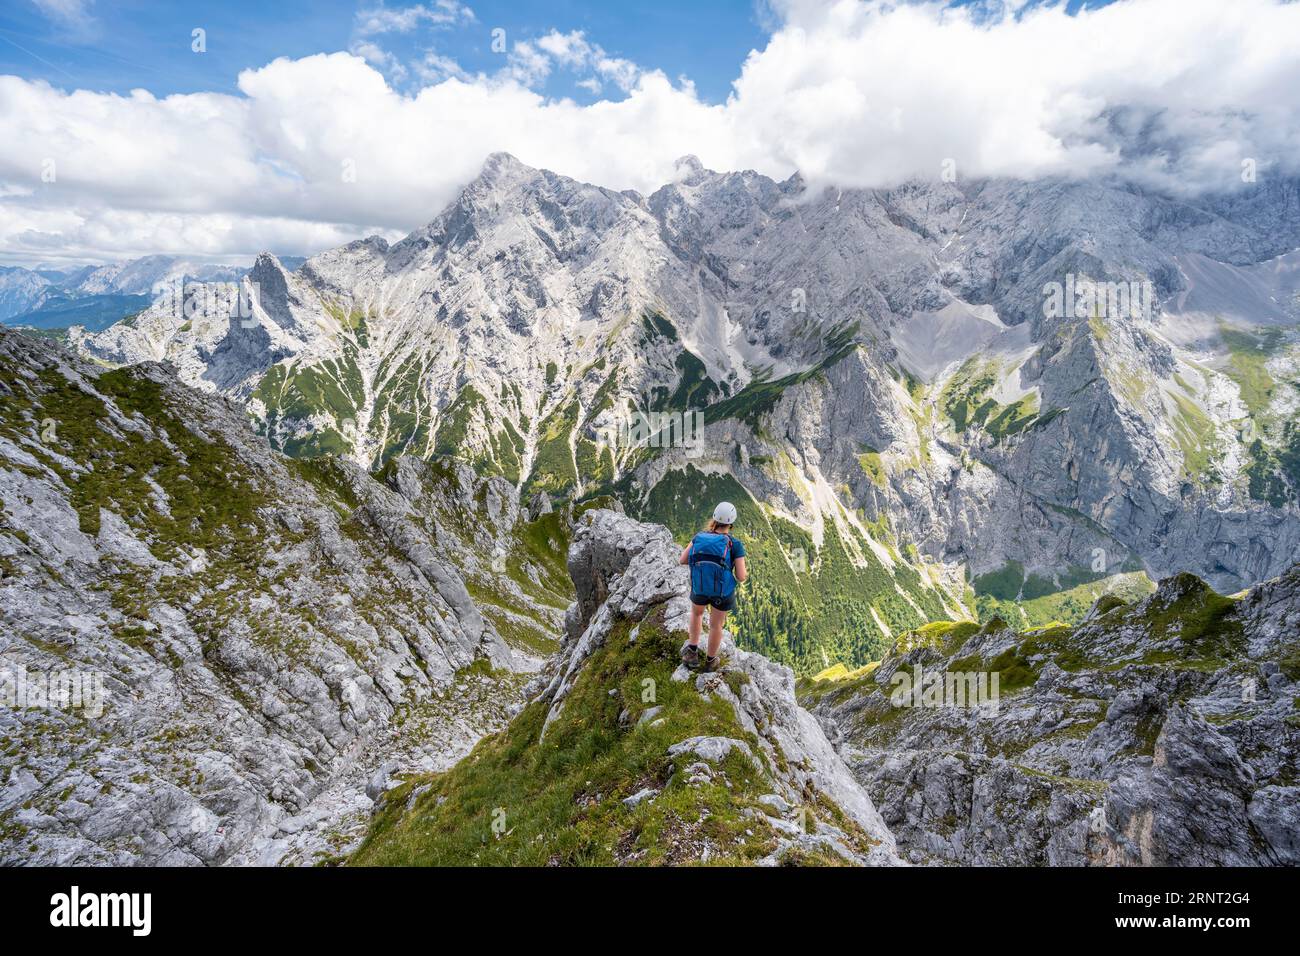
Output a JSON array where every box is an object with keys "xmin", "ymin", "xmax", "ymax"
[{"xmin": 678, "ymin": 501, "xmax": 748, "ymax": 673}]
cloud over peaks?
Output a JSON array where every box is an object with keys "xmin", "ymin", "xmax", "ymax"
[{"xmin": 2, "ymin": 0, "xmax": 1297, "ymax": 264}]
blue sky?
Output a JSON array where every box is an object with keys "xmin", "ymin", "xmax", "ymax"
[{"xmin": 0, "ymin": 0, "xmax": 773, "ymax": 103}]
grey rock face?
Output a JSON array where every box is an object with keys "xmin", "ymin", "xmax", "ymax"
[
  {"xmin": 0, "ymin": 328, "xmax": 539, "ymax": 865},
  {"xmin": 651, "ymin": 166, "xmax": 1300, "ymax": 593},
  {"xmin": 804, "ymin": 568, "xmax": 1300, "ymax": 865}
]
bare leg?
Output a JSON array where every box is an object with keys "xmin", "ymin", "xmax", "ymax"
[
  {"xmin": 688, "ymin": 603, "xmax": 706, "ymax": 646},
  {"xmin": 707, "ymin": 608, "xmax": 726, "ymax": 659}
]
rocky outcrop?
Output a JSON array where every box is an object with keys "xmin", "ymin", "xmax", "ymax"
[
  {"xmin": 803, "ymin": 569, "xmax": 1300, "ymax": 865},
  {"xmin": 528, "ymin": 509, "xmax": 901, "ymax": 866}
]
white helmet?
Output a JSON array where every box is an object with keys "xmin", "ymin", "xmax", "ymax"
[{"xmin": 713, "ymin": 501, "xmax": 738, "ymax": 525}]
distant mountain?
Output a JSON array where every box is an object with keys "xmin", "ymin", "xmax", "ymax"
[
  {"xmin": 0, "ymin": 255, "xmax": 293, "ymax": 329},
  {"xmin": 0, "ymin": 265, "xmax": 52, "ymax": 320},
  {"xmin": 6, "ymin": 291, "xmax": 152, "ymax": 332},
  {"xmin": 72, "ymin": 255, "xmax": 246, "ymax": 297},
  {"xmin": 73, "ymin": 153, "xmax": 1300, "ymax": 673}
]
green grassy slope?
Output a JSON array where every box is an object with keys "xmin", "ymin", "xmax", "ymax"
[
  {"xmin": 349, "ymin": 610, "xmax": 870, "ymax": 866},
  {"xmin": 799, "ymin": 573, "xmax": 1261, "ymax": 728}
]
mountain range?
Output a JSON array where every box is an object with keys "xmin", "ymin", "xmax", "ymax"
[{"xmin": 67, "ymin": 153, "xmax": 1300, "ymax": 674}]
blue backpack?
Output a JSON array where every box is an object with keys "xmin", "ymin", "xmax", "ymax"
[{"xmin": 688, "ymin": 532, "xmax": 737, "ymax": 599}]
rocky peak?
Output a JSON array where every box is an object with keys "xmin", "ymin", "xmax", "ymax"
[
  {"xmin": 671, "ymin": 154, "xmax": 709, "ymax": 186},
  {"xmin": 244, "ymin": 252, "xmax": 301, "ymax": 323},
  {"xmin": 70, "ymin": 154, "xmax": 1300, "ymax": 650},
  {"xmin": 454, "ymin": 152, "xmax": 548, "ymax": 209},
  {"xmin": 478, "ymin": 150, "xmax": 531, "ymax": 180}
]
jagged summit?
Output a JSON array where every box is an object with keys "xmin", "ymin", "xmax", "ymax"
[
  {"xmin": 248, "ymin": 250, "xmax": 290, "ymax": 278},
  {"xmin": 671, "ymin": 154, "xmax": 709, "ymax": 186},
  {"xmin": 464, "ymin": 150, "xmax": 541, "ymax": 192},
  {"xmin": 481, "ymin": 150, "xmax": 529, "ymax": 173}
]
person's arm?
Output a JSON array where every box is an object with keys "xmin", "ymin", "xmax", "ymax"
[
  {"xmin": 678, "ymin": 544, "xmax": 691, "ymax": 566},
  {"xmin": 733, "ymin": 556, "xmax": 748, "ymax": 582}
]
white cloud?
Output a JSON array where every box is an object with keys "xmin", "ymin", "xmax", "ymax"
[
  {"xmin": 595, "ymin": 55, "xmax": 640, "ymax": 93},
  {"xmin": 505, "ymin": 40, "xmax": 553, "ymax": 87},
  {"xmin": 733, "ymin": 0, "xmax": 1300, "ymax": 190},
  {"xmin": 30, "ymin": 0, "xmax": 94, "ymax": 28},
  {"xmin": 354, "ymin": 1, "xmax": 475, "ymax": 36},
  {"xmin": 350, "ymin": 1, "xmax": 477, "ymax": 86},
  {"xmin": 535, "ymin": 30, "xmax": 593, "ymax": 68},
  {"xmin": 2, "ymin": 0, "xmax": 1299, "ymax": 265},
  {"xmin": 350, "ymin": 40, "xmax": 409, "ymax": 83},
  {"xmin": 414, "ymin": 52, "xmax": 470, "ymax": 83},
  {"xmin": 522, "ymin": 30, "xmax": 644, "ymax": 92}
]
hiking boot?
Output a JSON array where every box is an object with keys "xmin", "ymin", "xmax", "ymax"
[
  {"xmin": 681, "ymin": 644, "xmax": 702, "ymax": 670},
  {"xmin": 703, "ymin": 655, "xmax": 722, "ymax": 673}
]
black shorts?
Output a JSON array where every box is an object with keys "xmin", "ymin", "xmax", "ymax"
[{"xmin": 690, "ymin": 592, "xmax": 735, "ymax": 612}]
